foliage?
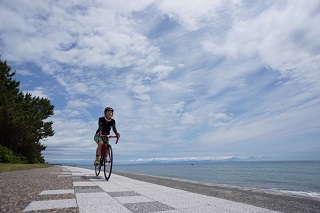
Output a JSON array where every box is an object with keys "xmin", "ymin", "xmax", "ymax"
[
  {"xmin": 0, "ymin": 144, "xmax": 27, "ymax": 163},
  {"xmin": 0, "ymin": 58, "xmax": 55, "ymax": 163}
]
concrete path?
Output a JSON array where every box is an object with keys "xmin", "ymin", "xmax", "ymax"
[{"xmin": 23, "ymin": 166, "xmax": 280, "ymax": 213}]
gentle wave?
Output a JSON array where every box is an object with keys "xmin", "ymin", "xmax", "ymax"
[{"xmin": 271, "ymin": 189, "xmax": 320, "ymax": 199}]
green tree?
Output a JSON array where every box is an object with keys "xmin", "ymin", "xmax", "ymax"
[{"xmin": 0, "ymin": 58, "xmax": 54, "ymax": 163}]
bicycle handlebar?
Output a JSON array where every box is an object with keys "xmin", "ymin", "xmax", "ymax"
[{"xmin": 100, "ymin": 134, "xmax": 119, "ymax": 144}]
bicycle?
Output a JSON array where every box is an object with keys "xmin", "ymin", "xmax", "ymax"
[{"xmin": 94, "ymin": 134, "xmax": 119, "ymax": 180}]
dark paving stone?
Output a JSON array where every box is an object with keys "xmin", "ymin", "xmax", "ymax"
[
  {"xmin": 124, "ymin": 201, "xmax": 175, "ymax": 213},
  {"xmin": 74, "ymin": 188, "xmax": 103, "ymax": 193},
  {"xmin": 108, "ymin": 191, "xmax": 141, "ymax": 197}
]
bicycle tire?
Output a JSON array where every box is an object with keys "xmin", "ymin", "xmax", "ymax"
[
  {"xmin": 104, "ymin": 144, "xmax": 113, "ymax": 180},
  {"xmin": 95, "ymin": 146, "xmax": 104, "ymax": 176},
  {"xmin": 95, "ymin": 163, "xmax": 101, "ymax": 176}
]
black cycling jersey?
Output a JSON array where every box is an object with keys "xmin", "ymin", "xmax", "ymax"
[{"xmin": 96, "ymin": 117, "xmax": 118, "ymax": 135}]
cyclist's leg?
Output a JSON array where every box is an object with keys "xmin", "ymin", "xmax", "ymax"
[
  {"xmin": 94, "ymin": 134, "xmax": 103, "ymax": 164},
  {"xmin": 96, "ymin": 142, "xmax": 103, "ymax": 158}
]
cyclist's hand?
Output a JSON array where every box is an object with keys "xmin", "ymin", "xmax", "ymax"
[{"xmin": 116, "ymin": 133, "xmax": 120, "ymax": 139}]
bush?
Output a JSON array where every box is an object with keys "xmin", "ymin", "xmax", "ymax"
[{"xmin": 0, "ymin": 145, "xmax": 27, "ymax": 163}]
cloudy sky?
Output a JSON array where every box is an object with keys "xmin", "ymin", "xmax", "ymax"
[{"xmin": 1, "ymin": 0, "xmax": 319, "ymax": 165}]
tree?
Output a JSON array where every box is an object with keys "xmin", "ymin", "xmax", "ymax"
[{"xmin": 0, "ymin": 58, "xmax": 55, "ymax": 163}]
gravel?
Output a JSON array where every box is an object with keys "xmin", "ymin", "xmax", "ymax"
[{"xmin": 0, "ymin": 166, "xmax": 78, "ymax": 213}]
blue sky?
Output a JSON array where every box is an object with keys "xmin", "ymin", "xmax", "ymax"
[{"xmin": 1, "ymin": 0, "xmax": 319, "ymax": 165}]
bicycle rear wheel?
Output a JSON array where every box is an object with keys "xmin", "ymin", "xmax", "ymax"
[{"xmin": 104, "ymin": 145, "xmax": 113, "ymax": 180}]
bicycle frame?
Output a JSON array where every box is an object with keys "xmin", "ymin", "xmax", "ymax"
[{"xmin": 94, "ymin": 134, "xmax": 119, "ymax": 180}]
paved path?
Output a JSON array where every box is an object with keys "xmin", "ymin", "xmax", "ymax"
[{"xmin": 22, "ymin": 166, "xmax": 281, "ymax": 213}]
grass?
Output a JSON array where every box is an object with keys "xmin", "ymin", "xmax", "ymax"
[{"xmin": 0, "ymin": 163, "xmax": 52, "ymax": 173}]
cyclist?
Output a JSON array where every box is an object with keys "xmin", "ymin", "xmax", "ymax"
[{"xmin": 94, "ymin": 107, "xmax": 120, "ymax": 165}]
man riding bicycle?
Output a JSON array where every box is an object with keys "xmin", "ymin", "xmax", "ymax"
[{"xmin": 94, "ymin": 107, "xmax": 120, "ymax": 165}]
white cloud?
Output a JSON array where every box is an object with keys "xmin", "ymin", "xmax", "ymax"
[
  {"xmin": 1, "ymin": 0, "xmax": 319, "ymax": 164},
  {"xmin": 208, "ymin": 112, "xmax": 234, "ymax": 127},
  {"xmin": 73, "ymin": 83, "xmax": 89, "ymax": 95},
  {"xmin": 42, "ymin": 117, "xmax": 97, "ymax": 160},
  {"xmin": 202, "ymin": 0, "xmax": 320, "ymax": 89},
  {"xmin": 24, "ymin": 86, "xmax": 50, "ymax": 99},
  {"xmin": 17, "ymin": 69, "xmax": 35, "ymax": 76},
  {"xmin": 158, "ymin": 0, "xmax": 227, "ymax": 31},
  {"xmin": 150, "ymin": 65, "xmax": 175, "ymax": 80},
  {"xmin": 159, "ymin": 81, "xmax": 180, "ymax": 90},
  {"xmin": 180, "ymin": 112, "xmax": 200, "ymax": 125}
]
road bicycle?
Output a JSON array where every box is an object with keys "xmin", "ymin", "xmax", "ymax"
[{"xmin": 94, "ymin": 134, "xmax": 119, "ymax": 180}]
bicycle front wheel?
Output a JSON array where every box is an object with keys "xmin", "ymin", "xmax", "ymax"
[
  {"xmin": 95, "ymin": 161, "xmax": 101, "ymax": 176},
  {"xmin": 104, "ymin": 145, "xmax": 113, "ymax": 180}
]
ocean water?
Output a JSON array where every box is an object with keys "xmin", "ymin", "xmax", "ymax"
[{"xmin": 80, "ymin": 161, "xmax": 320, "ymax": 199}]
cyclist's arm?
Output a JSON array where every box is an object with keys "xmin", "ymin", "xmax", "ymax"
[
  {"xmin": 98, "ymin": 117, "xmax": 103, "ymax": 135},
  {"xmin": 112, "ymin": 120, "xmax": 120, "ymax": 138},
  {"xmin": 112, "ymin": 126, "xmax": 120, "ymax": 137}
]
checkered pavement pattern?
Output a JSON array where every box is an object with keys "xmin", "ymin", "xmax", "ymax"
[{"xmin": 23, "ymin": 166, "xmax": 280, "ymax": 213}]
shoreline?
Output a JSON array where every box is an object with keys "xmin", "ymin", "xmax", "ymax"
[
  {"xmin": 116, "ymin": 170, "xmax": 319, "ymax": 199},
  {"xmin": 113, "ymin": 170, "xmax": 320, "ymax": 213}
]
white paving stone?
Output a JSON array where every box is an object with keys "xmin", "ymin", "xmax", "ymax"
[
  {"xmin": 153, "ymin": 210, "xmax": 183, "ymax": 213},
  {"xmin": 221, "ymin": 202, "xmax": 278, "ymax": 213},
  {"xmin": 71, "ymin": 172, "xmax": 84, "ymax": 176},
  {"xmin": 77, "ymin": 197, "xmax": 129, "ymax": 213},
  {"xmin": 73, "ymin": 181, "xmax": 97, "ymax": 186},
  {"xmin": 115, "ymin": 195, "xmax": 154, "ymax": 204},
  {"xmin": 75, "ymin": 192, "xmax": 112, "ymax": 199},
  {"xmin": 161, "ymin": 194, "xmax": 214, "ymax": 209},
  {"xmin": 177, "ymin": 192, "xmax": 231, "ymax": 206},
  {"xmin": 78, "ymin": 203, "xmax": 131, "ymax": 213},
  {"xmin": 40, "ymin": 189, "xmax": 74, "ymax": 195},
  {"xmin": 137, "ymin": 190, "xmax": 177, "ymax": 201},
  {"xmin": 146, "ymin": 184, "xmax": 189, "ymax": 194}
]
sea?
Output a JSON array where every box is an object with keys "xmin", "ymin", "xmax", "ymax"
[{"xmin": 78, "ymin": 161, "xmax": 320, "ymax": 199}]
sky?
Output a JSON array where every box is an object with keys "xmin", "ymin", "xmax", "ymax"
[{"xmin": 1, "ymin": 0, "xmax": 319, "ymax": 165}]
